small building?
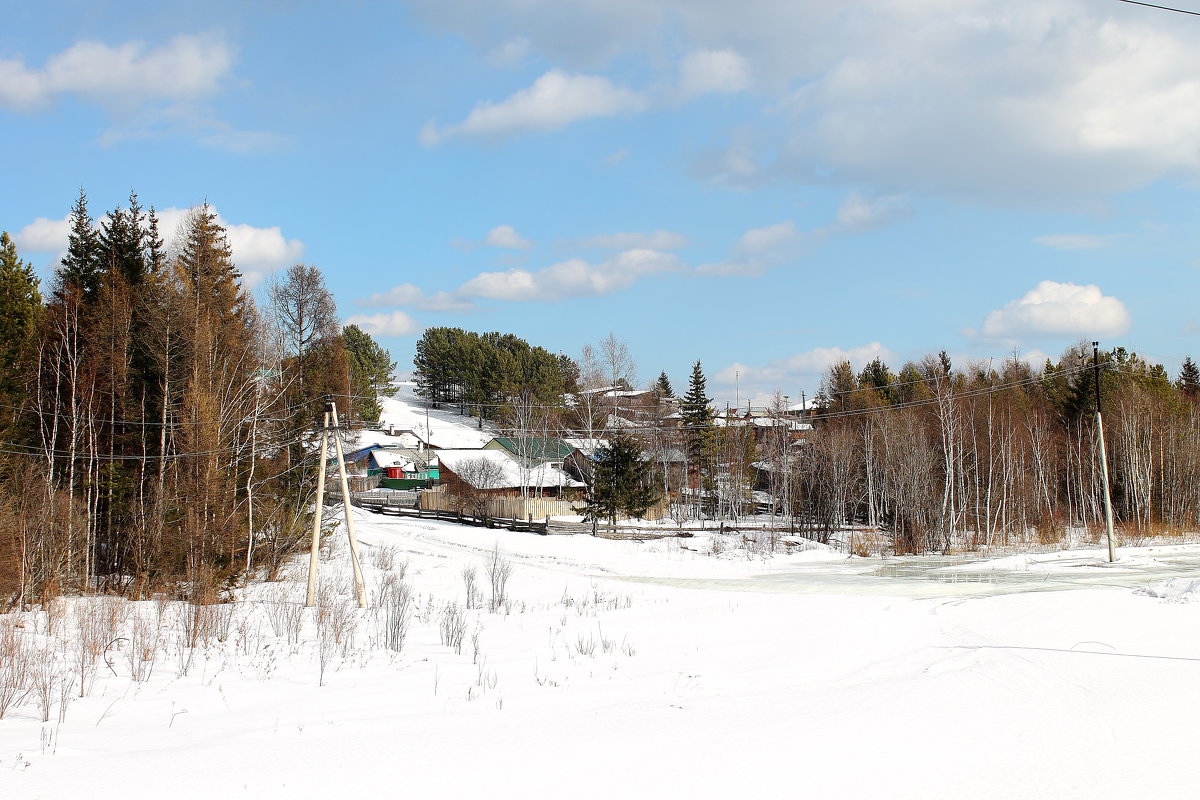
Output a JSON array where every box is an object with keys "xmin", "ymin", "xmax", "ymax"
[{"xmin": 436, "ymin": 449, "xmax": 585, "ymax": 499}]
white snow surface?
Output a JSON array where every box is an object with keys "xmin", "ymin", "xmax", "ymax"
[
  {"xmin": 368, "ymin": 382, "xmax": 496, "ymax": 450},
  {"xmin": 6, "ymin": 517, "xmax": 1200, "ymax": 799}
]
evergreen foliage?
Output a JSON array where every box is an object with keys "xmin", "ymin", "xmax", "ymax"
[
  {"xmin": 1179, "ymin": 356, "xmax": 1199, "ymax": 399},
  {"xmin": 0, "ymin": 232, "xmax": 41, "ymax": 417},
  {"xmin": 654, "ymin": 371, "xmax": 674, "ymax": 398},
  {"xmin": 57, "ymin": 188, "xmax": 102, "ymax": 301},
  {"xmin": 578, "ymin": 431, "xmax": 660, "ymax": 524},
  {"xmin": 344, "ymin": 324, "xmax": 397, "ymax": 423},
  {"xmin": 413, "ymin": 326, "xmax": 570, "ymax": 416},
  {"xmin": 680, "ymin": 360, "xmax": 714, "ymax": 470}
]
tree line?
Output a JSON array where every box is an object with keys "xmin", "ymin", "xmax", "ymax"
[
  {"xmin": 423, "ymin": 327, "xmax": 1200, "ymax": 552},
  {"xmin": 0, "ymin": 190, "xmax": 395, "ymax": 607},
  {"xmin": 413, "ymin": 326, "xmax": 576, "ymax": 417}
]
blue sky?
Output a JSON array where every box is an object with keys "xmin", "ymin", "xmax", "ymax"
[{"xmin": 3, "ymin": 0, "xmax": 1198, "ymax": 405}]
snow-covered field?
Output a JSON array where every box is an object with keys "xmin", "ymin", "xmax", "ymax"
[{"xmin": 4, "ymin": 511, "xmax": 1200, "ymax": 799}]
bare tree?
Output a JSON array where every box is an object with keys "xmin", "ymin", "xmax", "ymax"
[{"xmin": 448, "ymin": 456, "xmax": 507, "ymax": 518}]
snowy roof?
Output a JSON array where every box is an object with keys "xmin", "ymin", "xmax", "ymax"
[
  {"xmin": 371, "ymin": 451, "xmax": 414, "ymax": 470},
  {"xmin": 435, "ymin": 449, "xmax": 585, "ymax": 490},
  {"xmin": 563, "ymin": 437, "xmax": 609, "ymax": 454}
]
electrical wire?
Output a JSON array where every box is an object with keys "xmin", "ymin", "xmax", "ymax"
[{"xmin": 1116, "ymin": 0, "xmax": 1200, "ymax": 17}]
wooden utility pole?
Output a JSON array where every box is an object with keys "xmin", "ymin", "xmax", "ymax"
[
  {"xmin": 330, "ymin": 402, "xmax": 368, "ymax": 607},
  {"xmin": 1094, "ymin": 342, "xmax": 1117, "ymax": 563},
  {"xmin": 305, "ymin": 410, "xmax": 330, "ymax": 607}
]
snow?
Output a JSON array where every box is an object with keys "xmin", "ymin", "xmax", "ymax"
[
  {"xmin": 369, "ymin": 383, "xmax": 496, "ymax": 450},
  {"xmin": 6, "ymin": 518, "xmax": 1200, "ymax": 799},
  {"xmin": 434, "ymin": 448, "xmax": 584, "ymax": 490}
]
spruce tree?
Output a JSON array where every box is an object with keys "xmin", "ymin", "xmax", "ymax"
[
  {"xmin": 579, "ymin": 431, "xmax": 660, "ymax": 524},
  {"xmin": 680, "ymin": 360, "xmax": 715, "ymax": 473},
  {"xmin": 57, "ymin": 187, "xmax": 101, "ymax": 301},
  {"xmin": 654, "ymin": 371, "xmax": 674, "ymax": 398},
  {"xmin": 1180, "ymin": 356, "xmax": 1200, "ymax": 400}
]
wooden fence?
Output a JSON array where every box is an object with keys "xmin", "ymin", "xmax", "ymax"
[{"xmin": 417, "ymin": 487, "xmax": 669, "ymax": 521}]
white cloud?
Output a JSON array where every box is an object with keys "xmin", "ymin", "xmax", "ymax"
[
  {"xmin": 0, "ymin": 35, "xmax": 232, "ymax": 111},
  {"xmin": 715, "ymin": 342, "xmax": 895, "ymax": 390},
  {"xmin": 411, "ymin": 0, "xmax": 1200, "ymax": 198},
  {"xmin": 678, "ymin": 49, "xmax": 751, "ymax": 98},
  {"xmin": 1033, "ymin": 234, "xmax": 1118, "ymax": 250},
  {"xmin": 979, "ymin": 281, "xmax": 1131, "ymax": 340},
  {"xmin": 97, "ymin": 103, "xmax": 286, "ymax": 153},
  {"xmin": 152, "ymin": 207, "xmax": 303, "ymax": 288},
  {"xmin": 488, "ymin": 37, "xmax": 531, "ymax": 66},
  {"xmin": 457, "ymin": 248, "xmax": 682, "ymax": 302},
  {"xmin": 13, "ymin": 216, "xmax": 71, "ymax": 255},
  {"xmin": 342, "ymin": 311, "xmax": 422, "ymax": 338},
  {"xmin": 421, "ymin": 69, "xmax": 648, "ymax": 144},
  {"xmin": 16, "ymin": 206, "xmax": 302, "ymax": 289},
  {"xmin": 452, "ymin": 224, "xmax": 535, "ymax": 251},
  {"xmin": 737, "ymin": 221, "xmax": 799, "ymax": 255},
  {"xmin": 574, "ymin": 230, "xmax": 688, "ymax": 250},
  {"xmin": 835, "ymin": 192, "xmax": 911, "ymax": 232},
  {"xmin": 696, "ymin": 220, "xmax": 802, "ymax": 277},
  {"xmin": 603, "ymin": 148, "xmax": 630, "ymax": 166},
  {"xmin": 355, "ymin": 283, "xmax": 472, "ymax": 311},
  {"xmin": 484, "ymin": 224, "xmax": 534, "ymax": 249}
]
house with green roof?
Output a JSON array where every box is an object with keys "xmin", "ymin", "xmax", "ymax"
[{"xmin": 483, "ymin": 437, "xmax": 575, "ymax": 469}]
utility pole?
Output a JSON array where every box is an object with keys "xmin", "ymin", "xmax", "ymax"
[
  {"xmin": 304, "ymin": 402, "xmax": 368, "ymax": 608},
  {"xmin": 305, "ymin": 410, "xmax": 330, "ymax": 607},
  {"xmin": 1094, "ymin": 342, "xmax": 1117, "ymax": 563},
  {"xmin": 330, "ymin": 402, "xmax": 368, "ymax": 607}
]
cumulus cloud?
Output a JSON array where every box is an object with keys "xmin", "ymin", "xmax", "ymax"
[
  {"xmin": 715, "ymin": 342, "xmax": 895, "ymax": 391},
  {"xmin": 452, "ymin": 224, "xmax": 535, "ymax": 251},
  {"xmin": 0, "ymin": 34, "xmax": 232, "ymax": 111},
  {"xmin": 355, "ymin": 284, "xmax": 472, "ymax": 311},
  {"xmin": 13, "ymin": 216, "xmax": 71, "ymax": 255},
  {"xmin": 342, "ymin": 311, "xmax": 422, "ymax": 338},
  {"xmin": 979, "ymin": 281, "xmax": 1131, "ymax": 340},
  {"xmin": 1033, "ymin": 234, "xmax": 1119, "ymax": 250},
  {"xmin": 16, "ymin": 206, "xmax": 302, "ymax": 289},
  {"xmin": 421, "ymin": 69, "xmax": 648, "ymax": 144},
  {"xmin": 573, "ymin": 230, "xmax": 688, "ymax": 250},
  {"xmin": 696, "ymin": 220, "xmax": 803, "ymax": 277},
  {"xmin": 457, "ymin": 248, "xmax": 682, "ymax": 302},
  {"xmin": 484, "ymin": 224, "xmax": 534, "ymax": 249},
  {"xmin": 678, "ymin": 49, "xmax": 751, "ymax": 98}
]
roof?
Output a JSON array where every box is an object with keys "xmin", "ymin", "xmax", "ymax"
[
  {"xmin": 563, "ymin": 437, "xmax": 609, "ymax": 454},
  {"xmin": 488, "ymin": 436, "xmax": 574, "ymax": 462},
  {"xmin": 435, "ymin": 449, "xmax": 585, "ymax": 490}
]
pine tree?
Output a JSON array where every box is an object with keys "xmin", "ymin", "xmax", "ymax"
[
  {"xmin": 344, "ymin": 324, "xmax": 397, "ymax": 423},
  {"xmin": 57, "ymin": 187, "xmax": 101, "ymax": 301},
  {"xmin": 579, "ymin": 431, "xmax": 660, "ymax": 524},
  {"xmin": 0, "ymin": 231, "xmax": 41, "ymax": 415},
  {"xmin": 1180, "ymin": 356, "xmax": 1200, "ymax": 400},
  {"xmin": 654, "ymin": 371, "xmax": 674, "ymax": 398}
]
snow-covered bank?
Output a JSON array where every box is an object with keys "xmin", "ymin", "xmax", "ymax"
[{"xmin": 4, "ymin": 518, "xmax": 1200, "ymax": 799}]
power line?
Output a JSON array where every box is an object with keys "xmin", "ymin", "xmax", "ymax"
[{"xmin": 1116, "ymin": 0, "xmax": 1200, "ymax": 17}]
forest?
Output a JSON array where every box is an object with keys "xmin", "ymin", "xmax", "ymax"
[{"xmin": 0, "ymin": 191, "xmax": 395, "ymax": 607}]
